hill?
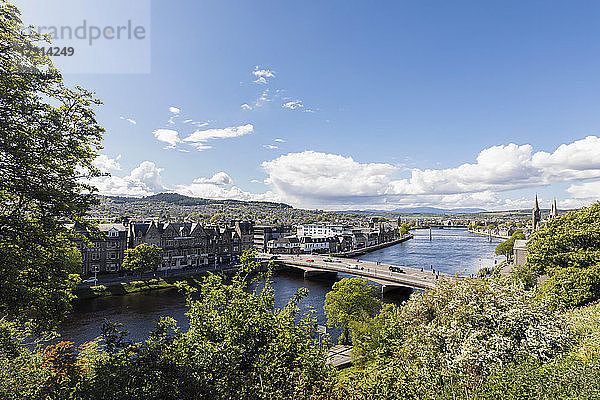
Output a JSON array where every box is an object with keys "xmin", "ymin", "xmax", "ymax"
[{"xmin": 101, "ymin": 192, "xmax": 292, "ymax": 209}]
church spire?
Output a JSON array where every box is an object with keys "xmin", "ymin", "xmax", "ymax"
[
  {"xmin": 550, "ymin": 198, "xmax": 558, "ymax": 218},
  {"xmin": 532, "ymin": 194, "xmax": 541, "ymax": 231}
]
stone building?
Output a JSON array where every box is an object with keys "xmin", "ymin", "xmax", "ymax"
[
  {"xmin": 513, "ymin": 239, "xmax": 528, "ymax": 266},
  {"xmin": 76, "ymin": 223, "xmax": 128, "ymax": 275},
  {"xmin": 129, "ymin": 221, "xmax": 241, "ymax": 270},
  {"xmin": 266, "ymin": 237, "xmax": 301, "ymax": 254},
  {"xmin": 532, "ymin": 194, "xmax": 542, "ymax": 231}
]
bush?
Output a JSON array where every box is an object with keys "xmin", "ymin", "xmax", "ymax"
[
  {"xmin": 526, "ymin": 202, "xmax": 600, "ymax": 307},
  {"xmin": 339, "ymin": 277, "xmax": 568, "ymax": 399}
]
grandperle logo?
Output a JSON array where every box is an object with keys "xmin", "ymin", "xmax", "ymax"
[{"xmin": 25, "ymin": 20, "xmax": 147, "ymax": 46}]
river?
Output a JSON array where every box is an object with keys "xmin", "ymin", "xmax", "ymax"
[{"xmin": 58, "ymin": 228, "xmax": 504, "ymax": 344}]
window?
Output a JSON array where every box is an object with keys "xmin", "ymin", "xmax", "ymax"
[
  {"xmin": 108, "ymin": 230, "xmax": 119, "ymax": 237},
  {"xmin": 91, "ymin": 252, "xmax": 100, "ymax": 260},
  {"xmin": 109, "ymin": 252, "xmax": 117, "ymax": 259},
  {"xmin": 91, "ymin": 264, "xmax": 100, "ymax": 272},
  {"xmin": 108, "ymin": 263, "xmax": 117, "ymax": 272}
]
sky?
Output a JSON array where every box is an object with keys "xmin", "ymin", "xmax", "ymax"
[{"xmin": 13, "ymin": 0, "xmax": 600, "ymax": 211}]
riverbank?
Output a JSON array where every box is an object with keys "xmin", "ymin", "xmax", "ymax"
[
  {"xmin": 74, "ymin": 275, "xmax": 201, "ymax": 300},
  {"xmin": 332, "ymin": 235, "xmax": 414, "ymax": 257}
]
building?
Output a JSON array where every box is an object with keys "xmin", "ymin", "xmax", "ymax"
[
  {"xmin": 513, "ymin": 239, "xmax": 528, "ymax": 266},
  {"xmin": 76, "ymin": 223, "xmax": 128, "ymax": 275},
  {"xmin": 549, "ymin": 198, "xmax": 559, "ymax": 220},
  {"xmin": 128, "ymin": 221, "xmax": 241, "ymax": 271},
  {"xmin": 253, "ymin": 225, "xmax": 292, "ymax": 252},
  {"xmin": 233, "ymin": 221, "xmax": 254, "ymax": 251},
  {"xmin": 266, "ymin": 237, "xmax": 301, "ymax": 254},
  {"xmin": 296, "ymin": 224, "xmax": 350, "ymax": 237},
  {"xmin": 299, "ymin": 236, "xmax": 337, "ymax": 254},
  {"xmin": 532, "ymin": 194, "xmax": 542, "ymax": 231}
]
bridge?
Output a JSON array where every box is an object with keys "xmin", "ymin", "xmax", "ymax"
[
  {"xmin": 425, "ymin": 225, "xmax": 468, "ymax": 228},
  {"xmin": 272, "ymin": 254, "xmax": 460, "ymax": 293}
]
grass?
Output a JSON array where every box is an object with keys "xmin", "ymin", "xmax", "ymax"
[
  {"xmin": 564, "ymin": 299, "xmax": 600, "ymax": 361},
  {"xmin": 75, "ymin": 274, "xmax": 208, "ymax": 299}
]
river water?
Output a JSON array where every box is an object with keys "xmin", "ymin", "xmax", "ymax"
[{"xmin": 58, "ymin": 228, "xmax": 504, "ymax": 345}]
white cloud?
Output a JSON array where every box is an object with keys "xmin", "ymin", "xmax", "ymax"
[
  {"xmin": 250, "ymin": 179, "xmax": 262, "ymax": 183},
  {"xmin": 191, "ymin": 121, "xmax": 210, "ymax": 127},
  {"xmin": 274, "ymin": 138, "xmax": 285, "ymax": 143},
  {"xmin": 252, "ymin": 67, "xmax": 275, "ymax": 84},
  {"xmin": 93, "ymin": 154, "xmax": 122, "ymax": 172},
  {"xmin": 263, "ymin": 144, "xmax": 278, "ymax": 149},
  {"xmin": 183, "ymin": 124, "xmax": 254, "ymax": 151},
  {"xmin": 193, "ymin": 172, "xmax": 233, "ymax": 186},
  {"xmin": 169, "ymin": 107, "xmax": 180, "ymax": 114},
  {"xmin": 253, "ymin": 76, "xmax": 268, "ymax": 84},
  {"xmin": 282, "ymin": 100, "xmax": 304, "ymax": 110},
  {"xmin": 387, "ymin": 137, "xmax": 600, "ymax": 196},
  {"xmin": 253, "ymin": 68, "xmax": 275, "ymax": 78},
  {"xmin": 91, "ymin": 161, "xmax": 165, "ymax": 197},
  {"xmin": 262, "ymin": 151, "xmax": 397, "ymax": 201},
  {"xmin": 241, "ymin": 103, "xmax": 252, "ymax": 110},
  {"xmin": 183, "ymin": 119, "xmax": 193, "ymax": 123},
  {"xmin": 254, "ymin": 89, "xmax": 271, "ymax": 108},
  {"xmin": 259, "ymin": 137, "xmax": 600, "ymax": 209},
  {"xmin": 153, "ymin": 129, "xmax": 181, "ymax": 149},
  {"xmin": 119, "ymin": 116, "xmax": 137, "ymax": 125},
  {"xmin": 567, "ymin": 180, "xmax": 600, "ymax": 199}
]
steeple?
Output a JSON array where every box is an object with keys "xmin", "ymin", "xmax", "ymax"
[
  {"xmin": 532, "ymin": 194, "xmax": 541, "ymax": 230},
  {"xmin": 550, "ymin": 198, "xmax": 558, "ymax": 219}
]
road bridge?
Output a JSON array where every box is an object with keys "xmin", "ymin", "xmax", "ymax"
[{"xmin": 273, "ymin": 254, "xmax": 460, "ymax": 292}]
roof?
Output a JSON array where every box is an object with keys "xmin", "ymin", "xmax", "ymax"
[
  {"xmin": 97, "ymin": 223, "xmax": 128, "ymax": 232},
  {"xmin": 513, "ymin": 239, "xmax": 528, "ymax": 251}
]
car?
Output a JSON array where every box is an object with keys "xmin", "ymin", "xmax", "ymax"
[
  {"xmin": 347, "ymin": 264, "xmax": 360, "ymax": 270},
  {"xmin": 323, "ymin": 258, "xmax": 333, "ymax": 262},
  {"xmin": 81, "ymin": 278, "xmax": 98, "ymax": 284},
  {"xmin": 389, "ymin": 266, "xmax": 404, "ymax": 273},
  {"xmin": 306, "ymin": 259, "xmax": 314, "ymax": 262}
]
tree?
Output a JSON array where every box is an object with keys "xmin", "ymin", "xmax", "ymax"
[
  {"xmin": 122, "ymin": 243, "xmax": 163, "ymax": 279},
  {"xmin": 526, "ymin": 202, "xmax": 600, "ymax": 307},
  {"xmin": 495, "ymin": 230, "xmax": 525, "ymax": 260},
  {"xmin": 0, "ymin": 2, "xmax": 104, "ymax": 329},
  {"xmin": 339, "ymin": 278, "xmax": 568, "ymax": 399},
  {"xmin": 75, "ymin": 251, "xmax": 332, "ymax": 399},
  {"xmin": 324, "ymin": 278, "xmax": 381, "ymax": 344},
  {"xmin": 399, "ymin": 223, "xmax": 410, "ymax": 236}
]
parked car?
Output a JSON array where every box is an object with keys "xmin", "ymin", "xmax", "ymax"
[
  {"xmin": 306, "ymin": 259, "xmax": 314, "ymax": 262},
  {"xmin": 81, "ymin": 277, "xmax": 98, "ymax": 284},
  {"xmin": 323, "ymin": 258, "xmax": 333, "ymax": 263},
  {"xmin": 389, "ymin": 266, "xmax": 404, "ymax": 273},
  {"xmin": 347, "ymin": 264, "xmax": 360, "ymax": 270}
]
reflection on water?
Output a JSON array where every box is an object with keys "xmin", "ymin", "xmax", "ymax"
[
  {"xmin": 59, "ymin": 229, "xmax": 500, "ymax": 345},
  {"xmin": 360, "ymin": 228, "xmax": 505, "ymax": 276}
]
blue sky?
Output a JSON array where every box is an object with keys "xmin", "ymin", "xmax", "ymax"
[{"xmin": 15, "ymin": 0, "xmax": 600, "ymax": 210}]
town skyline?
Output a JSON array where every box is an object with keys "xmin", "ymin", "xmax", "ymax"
[{"xmin": 13, "ymin": 0, "xmax": 600, "ymax": 211}]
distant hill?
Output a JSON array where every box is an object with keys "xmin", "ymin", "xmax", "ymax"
[
  {"xmin": 393, "ymin": 206, "xmax": 488, "ymax": 214},
  {"xmin": 100, "ymin": 192, "xmax": 292, "ymax": 209},
  {"xmin": 345, "ymin": 206, "xmax": 488, "ymax": 215}
]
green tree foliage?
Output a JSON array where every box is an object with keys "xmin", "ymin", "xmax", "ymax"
[
  {"xmin": 122, "ymin": 243, "xmax": 162, "ymax": 279},
  {"xmin": 324, "ymin": 278, "xmax": 381, "ymax": 344},
  {"xmin": 399, "ymin": 222, "xmax": 410, "ymax": 236},
  {"xmin": 0, "ymin": 251, "xmax": 334, "ymax": 399},
  {"xmin": 339, "ymin": 278, "xmax": 567, "ymax": 399},
  {"xmin": 527, "ymin": 202, "xmax": 600, "ymax": 308},
  {"xmin": 495, "ymin": 230, "xmax": 525, "ymax": 260},
  {"xmin": 0, "ymin": 2, "xmax": 104, "ymax": 328}
]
